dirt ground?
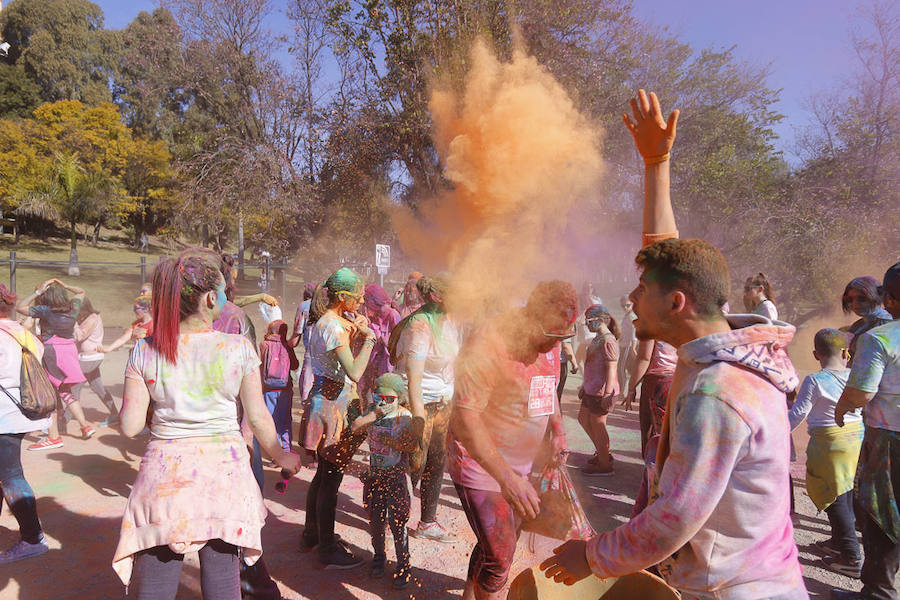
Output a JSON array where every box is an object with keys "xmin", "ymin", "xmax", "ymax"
[{"xmin": 0, "ymin": 350, "xmax": 884, "ymax": 599}]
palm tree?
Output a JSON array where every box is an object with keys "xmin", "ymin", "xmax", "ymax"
[{"xmin": 27, "ymin": 153, "xmax": 122, "ymax": 275}]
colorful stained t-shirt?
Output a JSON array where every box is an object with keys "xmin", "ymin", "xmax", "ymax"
[
  {"xmin": 849, "ymin": 320, "xmax": 900, "ymax": 432},
  {"xmin": 646, "ymin": 340, "xmax": 677, "ymax": 377},
  {"xmin": 583, "ymin": 333, "xmax": 619, "ymax": 396},
  {"xmin": 29, "ymin": 305, "xmax": 79, "ymax": 340},
  {"xmin": 125, "ymin": 331, "xmax": 260, "ymax": 439},
  {"xmin": 308, "ymin": 311, "xmax": 351, "ymax": 382},
  {"xmin": 368, "ymin": 406, "xmax": 412, "ymax": 474},
  {"xmin": 448, "ymin": 320, "xmax": 560, "ymax": 493},
  {"xmin": 213, "ymin": 301, "xmax": 247, "ymax": 336},
  {"xmin": 396, "ymin": 313, "xmax": 461, "ymax": 400},
  {"xmin": 789, "ymin": 368, "xmax": 861, "ymax": 431}
]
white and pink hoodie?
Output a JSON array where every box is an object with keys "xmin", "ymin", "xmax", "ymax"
[{"xmin": 586, "ymin": 315, "xmax": 809, "ymax": 599}]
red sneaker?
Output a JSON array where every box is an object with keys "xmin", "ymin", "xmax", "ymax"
[{"xmin": 27, "ymin": 437, "xmax": 63, "ymax": 451}]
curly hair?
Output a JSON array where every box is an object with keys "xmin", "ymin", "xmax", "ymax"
[
  {"xmin": 635, "ymin": 238, "xmax": 729, "ymax": 318},
  {"xmin": 525, "ymin": 280, "xmax": 578, "ymax": 326}
]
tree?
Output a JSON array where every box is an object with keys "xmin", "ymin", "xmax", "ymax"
[
  {"xmin": 0, "ymin": 0, "xmax": 122, "ymax": 106},
  {"xmin": 32, "ymin": 152, "xmax": 121, "ymax": 274},
  {"xmin": 0, "ymin": 64, "xmax": 42, "ymax": 118},
  {"xmin": 778, "ymin": 0, "xmax": 900, "ymax": 317}
]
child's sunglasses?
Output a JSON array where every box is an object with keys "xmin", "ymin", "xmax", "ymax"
[{"xmin": 373, "ymin": 393, "xmax": 397, "ymax": 404}]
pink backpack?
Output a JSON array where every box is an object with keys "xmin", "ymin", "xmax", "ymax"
[{"xmin": 262, "ymin": 340, "xmax": 291, "ymax": 389}]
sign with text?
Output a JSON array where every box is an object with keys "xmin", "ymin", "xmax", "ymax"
[{"xmin": 375, "ymin": 244, "xmax": 391, "ymax": 269}]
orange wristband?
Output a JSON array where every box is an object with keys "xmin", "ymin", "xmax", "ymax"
[
  {"xmin": 644, "ymin": 152, "xmax": 670, "ymax": 165},
  {"xmin": 642, "ymin": 231, "xmax": 679, "ymax": 247}
]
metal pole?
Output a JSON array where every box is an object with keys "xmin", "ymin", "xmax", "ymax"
[
  {"xmin": 280, "ymin": 258, "xmax": 286, "ymax": 301},
  {"xmin": 264, "ymin": 254, "xmax": 271, "ymax": 292},
  {"xmin": 140, "ymin": 256, "xmax": 146, "ymax": 286},
  {"xmin": 9, "ymin": 251, "xmax": 15, "ymax": 294}
]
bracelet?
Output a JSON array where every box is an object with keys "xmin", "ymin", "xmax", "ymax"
[
  {"xmin": 644, "ymin": 152, "xmax": 670, "ymax": 165},
  {"xmin": 363, "ymin": 337, "xmax": 376, "ymax": 346},
  {"xmin": 641, "ymin": 231, "xmax": 679, "ymax": 247}
]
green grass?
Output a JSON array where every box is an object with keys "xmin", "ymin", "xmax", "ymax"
[{"xmin": 0, "ymin": 234, "xmax": 305, "ymax": 332}]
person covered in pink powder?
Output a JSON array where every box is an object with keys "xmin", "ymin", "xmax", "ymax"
[
  {"xmin": 541, "ymin": 90, "xmax": 808, "ymax": 599},
  {"xmin": 357, "ymin": 283, "xmax": 401, "ymax": 402},
  {"xmin": 112, "ymin": 250, "xmax": 301, "ymax": 599},
  {"xmin": 397, "ymin": 272, "xmax": 425, "ymax": 318},
  {"xmin": 449, "ymin": 280, "xmax": 572, "ymax": 600}
]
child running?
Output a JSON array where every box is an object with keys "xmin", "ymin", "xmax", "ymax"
[
  {"xmin": 259, "ymin": 319, "xmax": 299, "ymax": 453},
  {"xmin": 577, "ymin": 304, "xmax": 620, "ymax": 476},
  {"xmin": 788, "ymin": 328, "xmax": 864, "ymax": 578},
  {"xmin": 351, "ymin": 373, "xmax": 416, "ymax": 588}
]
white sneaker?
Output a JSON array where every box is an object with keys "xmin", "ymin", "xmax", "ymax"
[
  {"xmin": 0, "ymin": 536, "xmax": 49, "ymax": 564},
  {"xmin": 409, "ymin": 521, "xmax": 457, "ymax": 543}
]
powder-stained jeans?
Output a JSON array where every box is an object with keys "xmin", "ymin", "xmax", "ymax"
[
  {"xmin": 454, "ymin": 483, "xmax": 522, "ymax": 593},
  {"xmin": 0, "ymin": 433, "xmax": 42, "ymax": 544},
  {"xmin": 824, "ymin": 490, "xmax": 860, "ymax": 562},
  {"xmin": 128, "ymin": 539, "xmax": 240, "ymax": 600},
  {"xmin": 364, "ymin": 470, "xmax": 410, "ymax": 570},
  {"xmin": 410, "ymin": 400, "xmax": 451, "ymax": 523},
  {"xmin": 263, "ymin": 387, "xmax": 293, "ymax": 452}
]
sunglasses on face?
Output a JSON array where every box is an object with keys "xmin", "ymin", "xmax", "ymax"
[
  {"xmin": 540, "ymin": 323, "xmax": 576, "ymax": 340},
  {"xmin": 373, "ymin": 393, "xmax": 397, "ymax": 404},
  {"xmin": 340, "ymin": 291, "xmax": 363, "ymax": 302}
]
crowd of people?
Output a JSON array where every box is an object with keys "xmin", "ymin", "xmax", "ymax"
[{"xmin": 0, "ymin": 89, "xmax": 897, "ymax": 600}]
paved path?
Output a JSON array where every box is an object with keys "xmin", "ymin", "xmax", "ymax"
[{"xmin": 0, "ymin": 351, "xmax": 874, "ymax": 599}]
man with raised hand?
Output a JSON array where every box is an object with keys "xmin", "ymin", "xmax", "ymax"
[{"xmin": 540, "ymin": 90, "xmax": 808, "ymax": 599}]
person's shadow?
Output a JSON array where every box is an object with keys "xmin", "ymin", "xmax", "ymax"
[{"xmin": 45, "ymin": 451, "xmax": 137, "ymax": 499}]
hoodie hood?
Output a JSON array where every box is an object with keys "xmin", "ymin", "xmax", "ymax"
[{"xmin": 678, "ymin": 313, "xmax": 799, "ymax": 393}]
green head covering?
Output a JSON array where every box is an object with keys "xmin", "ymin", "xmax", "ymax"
[{"xmin": 326, "ymin": 267, "xmax": 362, "ymax": 294}]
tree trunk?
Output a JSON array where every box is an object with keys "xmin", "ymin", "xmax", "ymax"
[
  {"xmin": 201, "ymin": 223, "xmax": 209, "ymax": 248},
  {"xmin": 68, "ymin": 221, "xmax": 80, "ymax": 276},
  {"xmin": 92, "ymin": 221, "xmax": 101, "ymax": 246}
]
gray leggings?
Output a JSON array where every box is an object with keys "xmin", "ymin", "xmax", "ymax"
[
  {"xmin": 72, "ymin": 359, "xmax": 116, "ymax": 415},
  {"xmin": 127, "ymin": 539, "xmax": 240, "ymax": 600}
]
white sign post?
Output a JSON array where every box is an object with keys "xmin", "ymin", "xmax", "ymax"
[{"xmin": 375, "ymin": 244, "xmax": 390, "ymax": 286}]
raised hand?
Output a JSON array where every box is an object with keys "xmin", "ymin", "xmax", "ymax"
[{"xmin": 622, "ymin": 89, "xmax": 679, "ymax": 162}]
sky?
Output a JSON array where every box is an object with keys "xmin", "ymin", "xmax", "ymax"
[{"xmin": 95, "ymin": 0, "xmax": 864, "ymax": 163}]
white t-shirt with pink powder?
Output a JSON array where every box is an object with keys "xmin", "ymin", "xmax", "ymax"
[
  {"xmin": 125, "ymin": 331, "xmax": 260, "ymax": 439},
  {"xmin": 448, "ymin": 321, "xmax": 560, "ymax": 492}
]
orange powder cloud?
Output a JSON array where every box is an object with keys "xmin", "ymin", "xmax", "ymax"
[{"xmin": 392, "ymin": 39, "xmax": 604, "ymax": 319}]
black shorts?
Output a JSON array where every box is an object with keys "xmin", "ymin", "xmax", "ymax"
[{"xmin": 579, "ymin": 389, "xmax": 614, "ymax": 416}]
